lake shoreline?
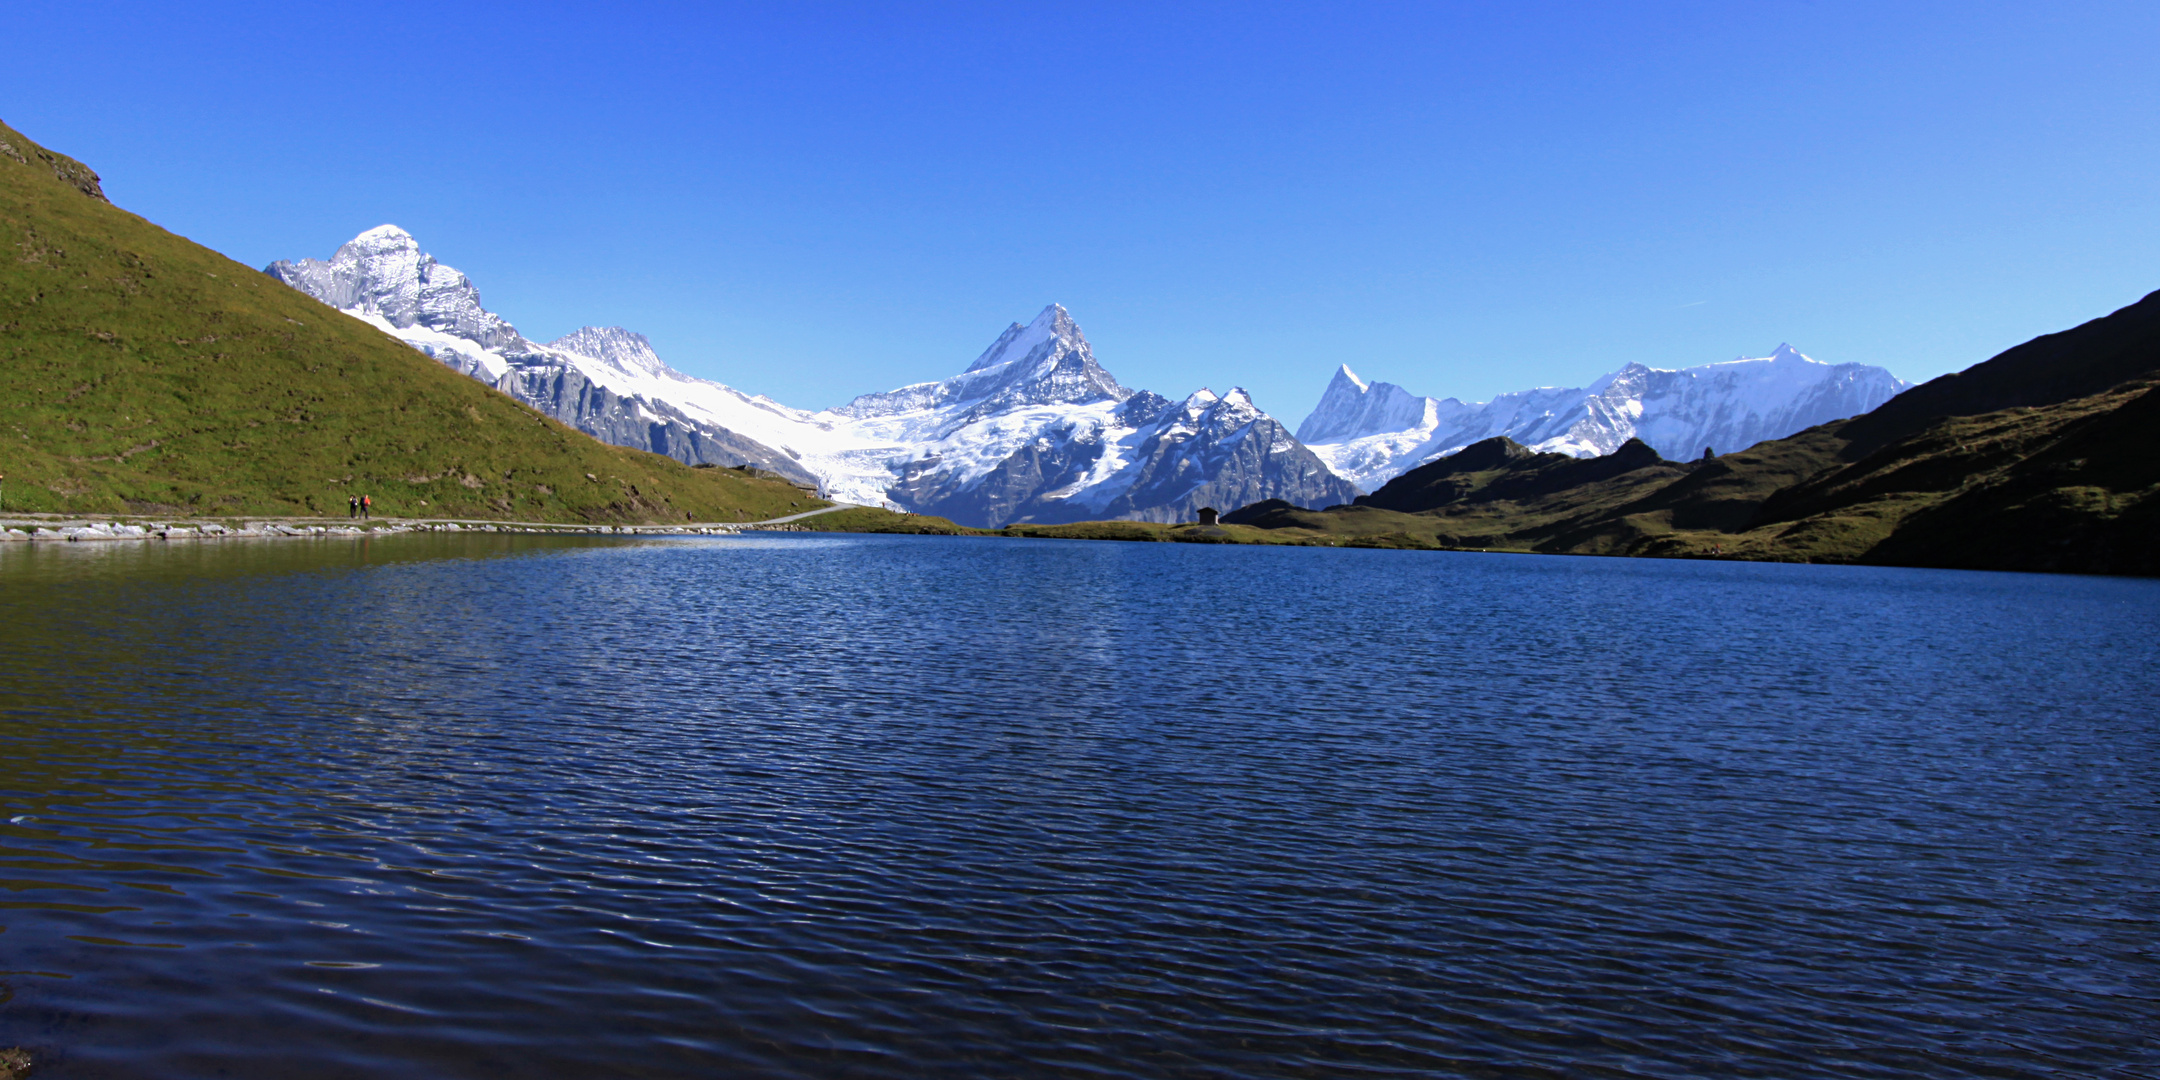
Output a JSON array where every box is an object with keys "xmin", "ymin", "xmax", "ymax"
[
  {"xmin": 795, "ymin": 507, "xmax": 2160, "ymax": 578},
  {"xmin": 0, "ymin": 510, "xmax": 838, "ymax": 543},
  {"xmin": 4, "ymin": 506, "xmax": 2143, "ymax": 581},
  {"xmin": 3, "ymin": 525, "xmax": 2152, "ymax": 1077}
]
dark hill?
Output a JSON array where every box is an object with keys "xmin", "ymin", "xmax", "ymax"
[
  {"xmin": 1223, "ymin": 294, "xmax": 2160, "ymax": 575},
  {"xmin": 1357, "ymin": 437, "xmax": 1674, "ymax": 513},
  {"xmin": 1220, "ymin": 499, "xmax": 1302, "ymax": 524},
  {"xmin": 0, "ymin": 119, "xmax": 815, "ymax": 523},
  {"xmin": 1853, "ymin": 383, "xmax": 2160, "ymax": 575},
  {"xmin": 1676, "ymin": 377, "xmax": 2160, "ymax": 575},
  {"xmin": 1840, "ymin": 288, "xmax": 2160, "ymax": 453}
]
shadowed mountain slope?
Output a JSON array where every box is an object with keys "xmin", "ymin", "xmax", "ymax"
[
  {"xmin": 1839, "ymin": 289, "xmax": 2160, "ymax": 453},
  {"xmin": 1354, "ymin": 437, "xmax": 1675, "ymax": 514},
  {"xmin": 0, "ymin": 119, "xmax": 815, "ymax": 522},
  {"xmin": 1224, "ymin": 291, "xmax": 2160, "ymax": 575}
]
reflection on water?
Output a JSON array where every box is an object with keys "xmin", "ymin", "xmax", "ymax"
[{"xmin": 1, "ymin": 534, "xmax": 2156, "ymax": 1078}]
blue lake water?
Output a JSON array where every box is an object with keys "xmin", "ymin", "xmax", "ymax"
[{"xmin": 0, "ymin": 533, "xmax": 2155, "ymax": 1078}]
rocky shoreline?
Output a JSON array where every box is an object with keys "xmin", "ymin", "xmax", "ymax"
[{"xmin": 0, "ymin": 517, "xmax": 816, "ymax": 543}]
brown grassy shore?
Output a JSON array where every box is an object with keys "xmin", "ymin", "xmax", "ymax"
[{"xmin": 796, "ymin": 506, "xmax": 1495, "ymax": 551}]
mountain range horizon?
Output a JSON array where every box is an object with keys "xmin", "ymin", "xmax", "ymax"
[
  {"xmin": 9, "ymin": 12, "xmax": 2160, "ymax": 1069},
  {"xmin": 266, "ymin": 223, "xmax": 1909, "ymax": 526}
]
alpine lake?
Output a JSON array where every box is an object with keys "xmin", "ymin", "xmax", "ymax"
[{"xmin": 0, "ymin": 532, "xmax": 2154, "ymax": 1079}]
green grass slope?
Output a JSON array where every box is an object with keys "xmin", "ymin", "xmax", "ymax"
[
  {"xmin": 1857, "ymin": 384, "xmax": 2160, "ymax": 574},
  {"xmin": 1633, "ymin": 379, "xmax": 2160, "ymax": 574},
  {"xmin": 0, "ymin": 119, "xmax": 819, "ymax": 523},
  {"xmin": 1353, "ymin": 436, "xmax": 1679, "ymax": 514}
]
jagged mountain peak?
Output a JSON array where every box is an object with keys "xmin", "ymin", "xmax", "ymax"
[
  {"xmin": 268, "ymin": 226, "xmax": 825, "ymax": 485},
  {"xmin": 966, "ymin": 303, "xmax": 1084, "ymax": 374},
  {"xmin": 350, "ymin": 223, "xmax": 417, "ymax": 247},
  {"xmin": 1299, "ymin": 346, "xmax": 1912, "ymax": 490},
  {"xmin": 832, "ymin": 304, "xmax": 1128, "ymax": 422},
  {"xmin": 268, "ymin": 229, "xmax": 1356, "ymax": 525},
  {"xmin": 1295, "ymin": 365, "xmax": 1433, "ymax": 445},
  {"xmin": 1719, "ymin": 343, "xmax": 1815, "ymax": 367},
  {"xmin": 330, "ymin": 224, "xmax": 430, "ymax": 269},
  {"xmin": 1174, "ymin": 387, "xmax": 1266, "ymax": 430},
  {"xmin": 550, "ymin": 326, "xmax": 668, "ymax": 378},
  {"xmin": 955, "ymin": 305, "xmax": 1126, "ymax": 408},
  {"xmin": 266, "ymin": 224, "xmax": 525, "ymax": 351},
  {"xmin": 844, "ymin": 314, "xmax": 1355, "ymax": 524}
]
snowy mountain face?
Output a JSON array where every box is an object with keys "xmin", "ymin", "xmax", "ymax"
[
  {"xmin": 267, "ymin": 227, "xmax": 1358, "ymax": 524},
  {"xmin": 265, "ymin": 226, "xmax": 827, "ymax": 486},
  {"xmin": 1297, "ymin": 348, "xmax": 1911, "ymax": 490},
  {"xmin": 827, "ymin": 304, "xmax": 1359, "ymax": 525}
]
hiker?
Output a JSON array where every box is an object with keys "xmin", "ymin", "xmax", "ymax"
[
  {"xmin": 362, "ymin": 494, "xmax": 372, "ymax": 520},
  {"xmin": 349, "ymin": 495, "xmax": 358, "ymax": 519}
]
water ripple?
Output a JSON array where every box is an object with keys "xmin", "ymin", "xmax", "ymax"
[{"xmin": 0, "ymin": 534, "xmax": 2154, "ymax": 1078}]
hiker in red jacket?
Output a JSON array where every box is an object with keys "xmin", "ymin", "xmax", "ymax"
[{"xmin": 362, "ymin": 494, "xmax": 372, "ymax": 520}]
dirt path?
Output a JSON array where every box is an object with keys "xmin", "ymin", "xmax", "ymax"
[{"xmin": 748, "ymin": 504, "xmax": 863, "ymax": 526}]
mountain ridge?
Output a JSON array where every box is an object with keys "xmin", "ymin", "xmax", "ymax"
[
  {"xmin": 1228, "ymin": 289, "xmax": 2160, "ymax": 576},
  {"xmin": 266, "ymin": 226, "xmax": 824, "ymax": 486},
  {"xmin": 821, "ymin": 305, "xmax": 1358, "ymax": 525},
  {"xmin": 267, "ymin": 229, "xmax": 1358, "ymax": 526},
  {"xmin": 1299, "ymin": 347, "xmax": 1909, "ymax": 489}
]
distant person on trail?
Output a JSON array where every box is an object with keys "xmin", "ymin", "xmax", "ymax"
[
  {"xmin": 349, "ymin": 495, "xmax": 358, "ymax": 519},
  {"xmin": 362, "ymin": 494, "xmax": 372, "ymax": 520}
]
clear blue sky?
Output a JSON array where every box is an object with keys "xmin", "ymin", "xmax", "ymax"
[{"xmin": 5, "ymin": 1, "xmax": 2156, "ymax": 418}]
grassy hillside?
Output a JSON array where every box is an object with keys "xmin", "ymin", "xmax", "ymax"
[
  {"xmin": 0, "ymin": 119, "xmax": 819, "ymax": 523},
  {"xmin": 1635, "ymin": 379, "xmax": 2160, "ymax": 574}
]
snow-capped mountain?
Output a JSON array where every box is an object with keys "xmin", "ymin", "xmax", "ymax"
[
  {"xmin": 847, "ymin": 304, "xmax": 1358, "ymax": 525},
  {"xmin": 1298, "ymin": 348, "xmax": 1910, "ymax": 489},
  {"xmin": 267, "ymin": 227, "xmax": 1356, "ymax": 525},
  {"xmin": 265, "ymin": 225, "xmax": 831, "ymax": 486}
]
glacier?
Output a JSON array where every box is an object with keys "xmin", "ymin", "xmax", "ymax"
[
  {"xmin": 264, "ymin": 225, "xmax": 846, "ymax": 488},
  {"xmin": 267, "ymin": 226, "xmax": 1356, "ymax": 526},
  {"xmin": 828, "ymin": 303, "xmax": 1357, "ymax": 526},
  {"xmin": 1297, "ymin": 348, "xmax": 1911, "ymax": 490}
]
